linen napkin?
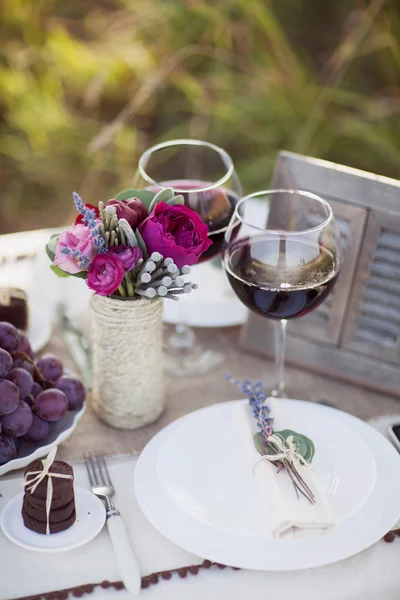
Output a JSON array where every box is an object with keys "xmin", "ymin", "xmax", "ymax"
[{"xmin": 233, "ymin": 398, "xmax": 335, "ymax": 539}]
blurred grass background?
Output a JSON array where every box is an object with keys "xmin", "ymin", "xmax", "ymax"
[{"xmin": 1, "ymin": 0, "xmax": 399, "ymax": 233}]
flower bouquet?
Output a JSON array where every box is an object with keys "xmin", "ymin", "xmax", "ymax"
[{"xmin": 46, "ymin": 187, "xmax": 211, "ymax": 429}]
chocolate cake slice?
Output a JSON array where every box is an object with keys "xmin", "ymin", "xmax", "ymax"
[
  {"xmin": 0, "ymin": 288, "xmax": 28, "ymax": 330},
  {"xmin": 23, "ymin": 455, "xmax": 76, "ymax": 535},
  {"xmin": 22, "ymin": 497, "xmax": 75, "ymax": 524},
  {"xmin": 22, "ymin": 508, "xmax": 76, "ymax": 534}
]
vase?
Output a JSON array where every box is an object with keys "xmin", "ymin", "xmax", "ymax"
[{"xmin": 90, "ymin": 294, "xmax": 165, "ymax": 429}]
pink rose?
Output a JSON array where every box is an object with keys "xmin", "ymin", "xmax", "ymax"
[
  {"xmin": 138, "ymin": 202, "xmax": 212, "ymax": 268},
  {"xmin": 54, "ymin": 224, "xmax": 96, "ymax": 274},
  {"xmin": 87, "ymin": 254, "xmax": 125, "ymax": 296}
]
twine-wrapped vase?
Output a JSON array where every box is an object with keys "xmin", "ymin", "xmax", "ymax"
[{"xmin": 90, "ymin": 294, "xmax": 164, "ymax": 429}]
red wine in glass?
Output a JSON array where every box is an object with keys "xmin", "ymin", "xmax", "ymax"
[
  {"xmin": 160, "ymin": 180, "xmax": 240, "ymax": 262},
  {"xmin": 225, "ymin": 237, "xmax": 338, "ymax": 319}
]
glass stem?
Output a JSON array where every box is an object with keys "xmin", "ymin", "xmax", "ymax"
[
  {"xmin": 168, "ymin": 323, "xmax": 196, "ymax": 354},
  {"xmin": 272, "ymin": 319, "xmax": 287, "ymax": 398}
]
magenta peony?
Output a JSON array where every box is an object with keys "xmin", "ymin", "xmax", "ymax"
[
  {"xmin": 109, "ymin": 246, "xmax": 142, "ymax": 271},
  {"xmin": 87, "ymin": 254, "xmax": 125, "ymax": 296},
  {"xmin": 54, "ymin": 224, "xmax": 96, "ymax": 274},
  {"xmin": 105, "ymin": 198, "xmax": 147, "ymax": 230},
  {"xmin": 138, "ymin": 202, "xmax": 212, "ymax": 268}
]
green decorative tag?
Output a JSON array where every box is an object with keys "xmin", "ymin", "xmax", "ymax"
[
  {"xmin": 274, "ymin": 429, "xmax": 315, "ymax": 464},
  {"xmin": 253, "ymin": 430, "xmax": 315, "ymax": 464}
]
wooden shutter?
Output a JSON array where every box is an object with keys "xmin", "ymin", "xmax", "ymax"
[{"xmin": 341, "ymin": 211, "xmax": 400, "ymax": 363}]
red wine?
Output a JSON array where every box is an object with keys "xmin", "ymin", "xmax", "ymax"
[
  {"xmin": 160, "ymin": 180, "xmax": 240, "ymax": 262},
  {"xmin": 224, "ymin": 237, "xmax": 338, "ymax": 319}
]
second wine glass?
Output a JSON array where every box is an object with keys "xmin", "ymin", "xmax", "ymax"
[
  {"xmin": 223, "ymin": 190, "xmax": 342, "ymax": 397},
  {"xmin": 135, "ymin": 139, "xmax": 243, "ymax": 376}
]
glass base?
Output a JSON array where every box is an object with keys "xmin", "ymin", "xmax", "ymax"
[
  {"xmin": 269, "ymin": 388, "xmax": 288, "ymax": 399},
  {"xmin": 164, "ymin": 346, "xmax": 224, "ymax": 376},
  {"xmin": 164, "ymin": 323, "xmax": 224, "ymax": 376}
]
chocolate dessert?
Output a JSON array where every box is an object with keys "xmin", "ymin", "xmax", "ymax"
[
  {"xmin": 22, "ymin": 455, "xmax": 76, "ymax": 534},
  {"xmin": 0, "ymin": 288, "xmax": 28, "ymax": 330}
]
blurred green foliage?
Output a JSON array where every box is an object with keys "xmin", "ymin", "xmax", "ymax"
[{"xmin": 1, "ymin": 0, "xmax": 399, "ymax": 233}]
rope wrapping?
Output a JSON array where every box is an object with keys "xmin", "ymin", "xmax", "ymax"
[{"xmin": 90, "ymin": 295, "xmax": 164, "ymax": 429}]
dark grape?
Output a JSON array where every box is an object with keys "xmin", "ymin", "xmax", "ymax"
[
  {"xmin": 16, "ymin": 331, "xmax": 33, "ymax": 358},
  {"xmin": 7, "ymin": 368, "xmax": 34, "ymax": 400},
  {"xmin": 1, "ymin": 400, "xmax": 33, "ymax": 437},
  {"xmin": 0, "ymin": 322, "xmax": 20, "ymax": 353},
  {"xmin": 0, "ymin": 348, "xmax": 13, "ymax": 378},
  {"xmin": 56, "ymin": 376, "xmax": 86, "ymax": 411},
  {"xmin": 0, "ymin": 434, "xmax": 17, "ymax": 465},
  {"xmin": 34, "ymin": 389, "xmax": 68, "ymax": 422},
  {"xmin": 11, "ymin": 435, "xmax": 21, "ymax": 453},
  {"xmin": 31, "ymin": 382, "xmax": 43, "ymax": 398},
  {"xmin": 36, "ymin": 354, "xmax": 63, "ymax": 382},
  {"xmin": 0, "ymin": 380, "xmax": 20, "ymax": 416},
  {"xmin": 13, "ymin": 356, "xmax": 35, "ymax": 375},
  {"xmin": 22, "ymin": 414, "xmax": 50, "ymax": 443}
]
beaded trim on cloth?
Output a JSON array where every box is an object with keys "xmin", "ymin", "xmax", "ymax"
[
  {"xmin": 13, "ymin": 560, "xmax": 240, "ymax": 600},
  {"xmin": 12, "ymin": 530, "xmax": 399, "ymax": 599}
]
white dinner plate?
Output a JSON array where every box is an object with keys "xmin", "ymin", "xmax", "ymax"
[
  {"xmin": 1, "ymin": 486, "xmax": 105, "ymax": 552},
  {"xmin": 134, "ymin": 400, "xmax": 400, "ymax": 571},
  {"xmin": 0, "ymin": 404, "xmax": 86, "ymax": 476}
]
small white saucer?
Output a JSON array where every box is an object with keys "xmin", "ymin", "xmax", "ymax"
[{"xmin": 0, "ymin": 487, "xmax": 105, "ymax": 552}]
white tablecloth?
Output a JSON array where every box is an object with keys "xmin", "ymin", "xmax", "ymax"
[{"xmin": 1, "ymin": 456, "xmax": 400, "ymax": 600}]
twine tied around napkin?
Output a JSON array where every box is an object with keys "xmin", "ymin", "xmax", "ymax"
[
  {"xmin": 254, "ymin": 433, "xmax": 311, "ymax": 473},
  {"xmin": 24, "ymin": 447, "xmax": 73, "ymax": 535}
]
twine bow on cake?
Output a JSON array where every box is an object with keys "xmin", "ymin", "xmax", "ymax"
[{"xmin": 24, "ymin": 447, "xmax": 73, "ymax": 535}]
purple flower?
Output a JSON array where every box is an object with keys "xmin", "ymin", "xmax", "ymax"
[
  {"xmin": 109, "ymin": 246, "xmax": 142, "ymax": 271},
  {"xmin": 138, "ymin": 202, "xmax": 212, "ymax": 268},
  {"xmin": 87, "ymin": 254, "xmax": 125, "ymax": 296},
  {"xmin": 105, "ymin": 198, "xmax": 148, "ymax": 230}
]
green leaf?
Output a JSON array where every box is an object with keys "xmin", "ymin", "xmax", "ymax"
[
  {"xmin": 114, "ymin": 189, "xmax": 155, "ymax": 211},
  {"xmin": 50, "ymin": 265, "xmax": 70, "ymax": 278},
  {"xmin": 71, "ymin": 270, "xmax": 88, "ymax": 280},
  {"xmin": 148, "ymin": 187, "xmax": 175, "ymax": 212},
  {"xmin": 135, "ymin": 228, "xmax": 148, "ymax": 260},
  {"xmin": 50, "ymin": 265, "xmax": 87, "ymax": 280},
  {"xmin": 253, "ymin": 433, "xmax": 268, "ymax": 456},
  {"xmin": 45, "ymin": 233, "xmax": 60, "ymax": 262},
  {"xmin": 166, "ymin": 194, "xmax": 184, "ymax": 206}
]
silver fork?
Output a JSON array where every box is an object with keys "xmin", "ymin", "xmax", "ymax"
[{"xmin": 85, "ymin": 455, "xmax": 141, "ymax": 596}]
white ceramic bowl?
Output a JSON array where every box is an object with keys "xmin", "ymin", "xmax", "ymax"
[{"xmin": 0, "ymin": 404, "xmax": 86, "ymax": 476}]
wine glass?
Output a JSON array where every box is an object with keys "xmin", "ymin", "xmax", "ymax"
[
  {"xmin": 135, "ymin": 139, "xmax": 243, "ymax": 376},
  {"xmin": 222, "ymin": 190, "xmax": 342, "ymax": 397}
]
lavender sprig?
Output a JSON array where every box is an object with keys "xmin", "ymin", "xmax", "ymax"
[
  {"xmin": 59, "ymin": 247, "xmax": 91, "ymax": 271},
  {"xmin": 73, "ymin": 192, "xmax": 107, "ymax": 254},
  {"xmin": 226, "ymin": 377, "xmax": 315, "ymax": 504},
  {"xmin": 226, "ymin": 376, "xmax": 274, "ymax": 441}
]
